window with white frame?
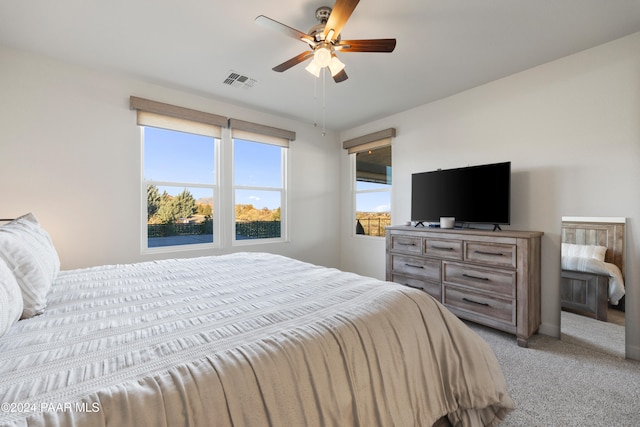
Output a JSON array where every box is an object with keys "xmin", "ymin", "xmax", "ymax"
[
  {"xmin": 344, "ymin": 129, "xmax": 395, "ymax": 237},
  {"xmin": 142, "ymin": 125, "xmax": 218, "ymax": 250},
  {"xmin": 132, "ymin": 97, "xmax": 224, "ymax": 252},
  {"xmin": 131, "ymin": 97, "xmax": 295, "ymax": 252},
  {"xmin": 231, "ymin": 120, "xmax": 290, "ymax": 244}
]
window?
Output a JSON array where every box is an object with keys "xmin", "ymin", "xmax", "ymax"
[
  {"xmin": 232, "ymin": 137, "xmax": 287, "ymax": 243},
  {"xmin": 354, "ymin": 146, "xmax": 392, "ymax": 237},
  {"xmin": 131, "ymin": 97, "xmax": 295, "ymax": 252},
  {"xmin": 344, "ymin": 129, "xmax": 395, "ymax": 237},
  {"xmin": 131, "ymin": 97, "xmax": 225, "ymax": 252},
  {"xmin": 143, "ymin": 126, "xmax": 218, "ymax": 250}
]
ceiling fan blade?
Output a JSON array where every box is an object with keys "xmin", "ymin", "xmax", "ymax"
[
  {"xmin": 272, "ymin": 51, "xmax": 314, "ymax": 72},
  {"xmin": 255, "ymin": 15, "xmax": 316, "ymax": 47},
  {"xmin": 333, "ymin": 69, "xmax": 348, "ymax": 83},
  {"xmin": 335, "ymin": 39, "xmax": 396, "ymax": 53},
  {"xmin": 323, "ymin": 0, "xmax": 360, "ymax": 42}
]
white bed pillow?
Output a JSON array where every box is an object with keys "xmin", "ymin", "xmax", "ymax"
[
  {"xmin": 561, "ymin": 243, "xmax": 607, "ymax": 262},
  {"xmin": 0, "ymin": 213, "xmax": 60, "ymax": 318},
  {"xmin": 0, "ymin": 258, "xmax": 23, "ymax": 337}
]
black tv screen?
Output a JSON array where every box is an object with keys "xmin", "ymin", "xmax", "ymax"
[{"xmin": 411, "ymin": 161, "xmax": 511, "ymax": 226}]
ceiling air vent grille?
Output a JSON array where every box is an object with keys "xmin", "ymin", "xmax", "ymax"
[{"xmin": 223, "ymin": 71, "xmax": 257, "ymax": 89}]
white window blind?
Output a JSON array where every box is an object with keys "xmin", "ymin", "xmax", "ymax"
[{"xmin": 229, "ymin": 118, "xmax": 295, "ymax": 148}]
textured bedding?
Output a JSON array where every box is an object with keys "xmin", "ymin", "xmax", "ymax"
[
  {"xmin": 561, "ymin": 256, "xmax": 625, "ymax": 305},
  {"xmin": 0, "ymin": 252, "xmax": 513, "ymax": 426}
]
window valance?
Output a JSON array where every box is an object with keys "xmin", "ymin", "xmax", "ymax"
[
  {"xmin": 342, "ymin": 128, "xmax": 396, "ymax": 154},
  {"xmin": 129, "ymin": 96, "xmax": 227, "ymax": 138}
]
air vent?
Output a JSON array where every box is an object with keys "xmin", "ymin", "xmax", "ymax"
[{"xmin": 223, "ymin": 70, "xmax": 257, "ymax": 89}]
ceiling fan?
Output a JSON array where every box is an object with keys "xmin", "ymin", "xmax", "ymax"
[{"xmin": 255, "ymin": 0, "xmax": 396, "ymax": 83}]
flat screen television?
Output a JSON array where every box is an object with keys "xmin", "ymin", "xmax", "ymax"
[{"xmin": 411, "ymin": 161, "xmax": 511, "ymax": 228}]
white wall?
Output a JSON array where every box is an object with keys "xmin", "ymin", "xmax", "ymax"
[
  {"xmin": 340, "ymin": 32, "xmax": 640, "ymax": 360},
  {"xmin": 0, "ymin": 45, "xmax": 342, "ymax": 270}
]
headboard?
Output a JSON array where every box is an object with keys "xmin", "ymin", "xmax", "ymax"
[{"xmin": 561, "ymin": 217, "xmax": 625, "ymax": 278}]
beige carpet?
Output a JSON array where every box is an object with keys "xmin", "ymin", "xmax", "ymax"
[
  {"xmin": 560, "ymin": 310, "xmax": 625, "ymax": 358},
  {"xmin": 465, "ymin": 319, "xmax": 639, "ymax": 427}
]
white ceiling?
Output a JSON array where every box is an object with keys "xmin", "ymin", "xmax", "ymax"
[{"xmin": 2, "ymin": 0, "xmax": 640, "ymax": 131}]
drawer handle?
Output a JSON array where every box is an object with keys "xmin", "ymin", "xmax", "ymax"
[
  {"xmin": 474, "ymin": 250, "xmax": 504, "ymax": 257},
  {"xmin": 462, "ymin": 297, "xmax": 490, "ymax": 307},
  {"xmin": 405, "ymin": 263, "xmax": 424, "ymax": 269},
  {"xmin": 433, "ymin": 245, "xmax": 454, "ymax": 251},
  {"xmin": 398, "ymin": 242, "xmax": 417, "ymax": 246},
  {"xmin": 463, "ymin": 273, "xmax": 489, "ymax": 281}
]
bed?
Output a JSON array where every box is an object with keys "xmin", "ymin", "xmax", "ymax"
[
  {"xmin": 0, "ymin": 214, "xmax": 513, "ymax": 427},
  {"xmin": 560, "ymin": 217, "xmax": 626, "ymax": 321}
]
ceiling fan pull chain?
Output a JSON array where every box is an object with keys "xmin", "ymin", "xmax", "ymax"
[
  {"xmin": 313, "ymin": 75, "xmax": 318, "ymax": 129},
  {"xmin": 322, "ymin": 67, "xmax": 326, "ymax": 136}
]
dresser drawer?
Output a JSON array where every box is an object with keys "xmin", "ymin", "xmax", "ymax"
[
  {"xmin": 391, "ymin": 274, "xmax": 442, "ymax": 301},
  {"xmin": 444, "ymin": 285, "xmax": 515, "ymax": 324},
  {"xmin": 424, "ymin": 238, "xmax": 463, "ymax": 260},
  {"xmin": 442, "ymin": 262, "xmax": 515, "ymax": 298},
  {"xmin": 465, "ymin": 241, "xmax": 516, "ymax": 268},
  {"xmin": 390, "ymin": 235, "xmax": 422, "ymax": 255},
  {"xmin": 391, "ymin": 255, "xmax": 441, "ymax": 282}
]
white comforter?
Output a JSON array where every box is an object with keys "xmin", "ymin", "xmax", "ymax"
[
  {"xmin": 561, "ymin": 256, "xmax": 625, "ymax": 305},
  {"xmin": 0, "ymin": 252, "xmax": 513, "ymax": 426}
]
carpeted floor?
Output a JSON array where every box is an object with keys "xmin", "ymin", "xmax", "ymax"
[
  {"xmin": 465, "ymin": 318, "xmax": 639, "ymax": 427},
  {"xmin": 560, "ymin": 310, "xmax": 625, "ymax": 358}
]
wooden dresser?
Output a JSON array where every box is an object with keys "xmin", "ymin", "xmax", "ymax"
[{"xmin": 386, "ymin": 225, "xmax": 543, "ymax": 347}]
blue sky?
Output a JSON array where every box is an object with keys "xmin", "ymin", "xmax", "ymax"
[
  {"xmin": 357, "ymin": 186, "xmax": 391, "ymax": 213},
  {"xmin": 144, "ymin": 127, "xmax": 390, "ymax": 213},
  {"xmin": 144, "ymin": 127, "xmax": 282, "ymax": 209}
]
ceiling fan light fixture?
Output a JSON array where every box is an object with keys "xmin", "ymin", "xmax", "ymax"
[
  {"xmin": 305, "ymin": 60, "xmax": 322, "ymax": 77},
  {"xmin": 328, "ymin": 55, "xmax": 345, "ymax": 76},
  {"xmin": 313, "ymin": 46, "xmax": 332, "ymax": 68}
]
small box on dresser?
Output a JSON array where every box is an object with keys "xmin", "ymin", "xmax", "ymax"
[{"xmin": 386, "ymin": 225, "xmax": 543, "ymax": 347}]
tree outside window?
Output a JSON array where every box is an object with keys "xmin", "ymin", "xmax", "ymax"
[{"xmin": 143, "ymin": 126, "xmax": 216, "ymax": 249}]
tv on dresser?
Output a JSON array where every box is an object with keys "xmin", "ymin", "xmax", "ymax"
[{"xmin": 411, "ymin": 161, "xmax": 511, "ymax": 229}]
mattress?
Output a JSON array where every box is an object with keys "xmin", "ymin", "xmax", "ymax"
[{"xmin": 0, "ymin": 252, "xmax": 513, "ymax": 426}]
